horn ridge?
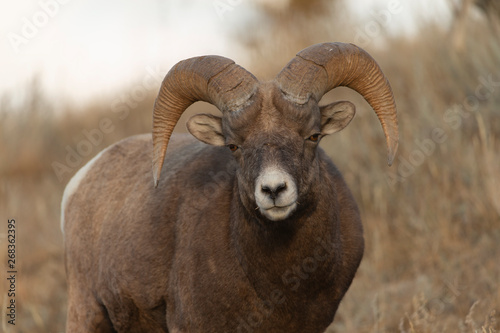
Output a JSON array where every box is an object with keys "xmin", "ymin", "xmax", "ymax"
[
  {"xmin": 276, "ymin": 42, "xmax": 399, "ymax": 165},
  {"xmin": 152, "ymin": 56, "xmax": 258, "ymax": 187}
]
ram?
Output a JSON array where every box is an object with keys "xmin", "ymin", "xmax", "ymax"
[{"xmin": 62, "ymin": 42, "xmax": 398, "ymax": 332}]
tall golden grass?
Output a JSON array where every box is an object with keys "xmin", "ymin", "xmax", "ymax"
[{"xmin": 1, "ymin": 9, "xmax": 499, "ymax": 333}]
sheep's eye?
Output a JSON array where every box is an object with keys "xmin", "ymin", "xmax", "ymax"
[
  {"xmin": 308, "ymin": 134, "xmax": 321, "ymax": 142},
  {"xmin": 227, "ymin": 144, "xmax": 239, "ymax": 152}
]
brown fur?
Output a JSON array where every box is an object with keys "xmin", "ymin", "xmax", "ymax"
[{"xmin": 63, "ymin": 83, "xmax": 365, "ymax": 332}]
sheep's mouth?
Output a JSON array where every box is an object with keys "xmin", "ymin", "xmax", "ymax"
[
  {"xmin": 265, "ymin": 203, "xmax": 295, "ymax": 210},
  {"xmin": 258, "ymin": 202, "xmax": 298, "ymax": 221}
]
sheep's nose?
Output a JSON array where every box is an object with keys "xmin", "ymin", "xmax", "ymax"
[{"xmin": 261, "ymin": 183, "xmax": 287, "ymax": 200}]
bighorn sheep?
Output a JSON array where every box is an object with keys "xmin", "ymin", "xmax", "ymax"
[{"xmin": 62, "ymin": 42, "xmax": 398, "ymax": 332}]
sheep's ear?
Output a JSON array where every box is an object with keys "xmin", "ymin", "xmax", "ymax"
[
  {"xmin": 187, "ymin": 114, "xmax": 226, "ymax": 146},
  {"xmin": 320, "ymin": 101, "xmax": 356, "ymax": 136}
]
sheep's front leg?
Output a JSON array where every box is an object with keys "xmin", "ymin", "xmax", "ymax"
[{"xmin": 66, "ymin": 283, "xmax": 115, "ymax": 333}]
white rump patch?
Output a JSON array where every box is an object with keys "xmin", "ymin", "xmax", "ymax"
[{"xmin": 60, "ymin": 146, "xmax": 110, "ymax": 235}]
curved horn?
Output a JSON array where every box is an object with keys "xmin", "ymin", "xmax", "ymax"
[
  {"xmin": 276, "ymin": 42, "xmax": 399, "ymax": 165},
  {"xmin": 152, "ymin": 56, "xmax": 258, "ymax": 187}
]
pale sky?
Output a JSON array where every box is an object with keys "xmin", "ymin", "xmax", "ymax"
[{"xmin": 0, "ymin": 0, "xmax": 451, "ymax": 107}]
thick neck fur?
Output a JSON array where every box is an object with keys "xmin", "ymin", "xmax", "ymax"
[{"xmin": 229, "ymin": 154, "xmax": 343, "ymax": 304}]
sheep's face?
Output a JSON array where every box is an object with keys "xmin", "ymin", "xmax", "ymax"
[{"xmin": 187, "ymin": 82, "xmax": 355, "ymax": 221}]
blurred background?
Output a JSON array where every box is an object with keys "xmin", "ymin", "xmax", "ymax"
[{"xmin": 1, "ymin": 0, "xmax": 499, "ymax": 331}]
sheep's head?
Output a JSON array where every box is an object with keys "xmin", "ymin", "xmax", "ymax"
[{"xmin": 152, "ymin": 43, "xmax": 399, "ymax": 221}]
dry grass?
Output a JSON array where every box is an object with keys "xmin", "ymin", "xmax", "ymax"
[
  {"xmin": 1, "ymin": 11, "xmax": 499, "ymax": 333},
  {"xmin": 323, "ymin": 20, "xmax": 500, "ymax": 333}
]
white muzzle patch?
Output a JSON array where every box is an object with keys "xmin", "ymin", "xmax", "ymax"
[{"xmin": 254, "ymin": 167, "xmax": 298, "ymax": 221}]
